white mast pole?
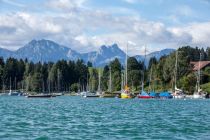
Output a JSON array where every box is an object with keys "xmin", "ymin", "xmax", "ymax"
[
  {"xmin": 175, "ymin": 50, "xmax": 178, "ymax": 90},
  {"xmin": 142, "ymin": 45, "xmax": 146, "ymax": 92},
  {"xmin": 109, "ymin": 66, "xmax": 112, "ymax": 92},
  {"xmin": 98, "ymin": 69, "xmax": 101, "ymax": 92},
  {"xmin": 198, "ymin": 53, "xmax": 201, "ymax": 92}
]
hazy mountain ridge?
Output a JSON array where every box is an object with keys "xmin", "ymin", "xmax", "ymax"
[{"xmin": 0, "ymin": 39, "xmax": 175, "ymax": 66}]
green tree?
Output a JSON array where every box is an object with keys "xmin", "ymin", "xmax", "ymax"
[
  {"xmin": 87, "ymin": 61, "xmax": 93, "ymax": 67},
  {"xmin": 179, "ymin": 73, "xmax": 197, "ymax": 94},
  {"xmin": 70, "ymin": 83, "xmax": 79, "ymax": 92},
  {"xmin": 127, "ymin": 57, "xmax": 141, "ymax": 90},
  {"xmin": 110, "ymin": 58, "xmax": 121, "ymax": 91},
  {"xmin": 101, "ymin": 65, "xmax": 109, "ymax": 91},
  {"xmin": 30, "ymin": 72, "xmax": 43, "ymax": 92}
]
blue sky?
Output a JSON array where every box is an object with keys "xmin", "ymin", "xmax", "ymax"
[{"xmin": 0, "ymin": 0, "xmax": 210, "ymax": 55}]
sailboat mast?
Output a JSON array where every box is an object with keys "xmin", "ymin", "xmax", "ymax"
[
  {"xmin": 10, "ymin": 77, "xmax": 12, "ymax": 92},
  {"xmin": 57, "ymin": 69, "xmax": 60, "ymax": 92},
  {"xmin": 149, "ymin": 66, "xmax": 153, "ymax": 92},
  {"xmin": 198, "ymin": 53, "xmax": 201, "ymax": 92},
  {"xmin": 142, "ymin": 46, "xmax": 146, "ymax": 92},
  {"xmin": 121, "ymin": 72, "xmax": 124, "ymax": 91},
  {"xmin": 109, "ymin": 66, "xmax": 112, "ymax": 92},
  {"xmin": 98, "ymin": 69, "xmax": 101, "ymax": 91},
  {"xmin": 15, "ymin": 77, "xmax": 16, "ymax": 91},
  {"xmin": 3, "ymin": 80, "xmax": 5, "ymax": 93},
  {"xmin": 22, "ymin": 81, "xmax": 24, "ymax": 92},
  {"xmin": 174, "ymin": 50, "xmax": 178, "ymax": 90},
  {"xmin": 86, "ymin": 74, "xmax": 89, "ymax": 91},
  {"xmin": 42, "ymin": 79, "xmax": 45, "ymax": 93}
]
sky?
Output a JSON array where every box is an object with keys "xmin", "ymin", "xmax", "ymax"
[{"xmin": 0, "ymin": 0, "xmax": 210, "ymax": 55}]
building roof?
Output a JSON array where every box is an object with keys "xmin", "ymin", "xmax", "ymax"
[{"xmin": 190, "ymin": 61, "xmax": 210, "ymax": 71}]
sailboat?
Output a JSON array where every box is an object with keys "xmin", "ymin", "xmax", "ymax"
[
  {"xmin": 138, "ymin": 46, "xmax": 152, "ymax": 99},
  {"xmin": 148, "ymin": 61, "xmax": 158, "ymax": 98},
  {"xmin": 83, "ymin": 73, "xmax": 99, "ymax": 98},
  {"xmin": 26, "ymin": 80, "xmax": 55, "ymax": 98},
  {"xmin": 173, "ymin": 51, "xmax": 185, "ymax": 99},
  {"xmin": 121, "ymin": 42, "xmax": 133, "ymax": 99},
  {"xmin": 193, "ymin": 53, "xmax": 205, "ymax": 99},
  {"xmin": 96, "ymin": 69, "xmax": 102, "ymax": 95},
  {"xmin": 79, "ymin": 75, "xmax": 88, "ymax": 96},
  {"xmin": 8, "ymin": 77, "xmax": 22, "ymax": 96}
]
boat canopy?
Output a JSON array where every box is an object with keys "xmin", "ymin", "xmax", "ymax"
[
  {"xmin": 140, "ymin": 90, "xmax": 149, "ymax": 96},
  {"xmin": 149, "ymin": 92, "xmax": 157, "ymax": 97},
  {"xmin": 159, "ymin": 92, "xmax": 173, "ymax": 98}
]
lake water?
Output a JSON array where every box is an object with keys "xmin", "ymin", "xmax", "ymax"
[{"xmin": 0, "ymin": 96, "xmax": 210, "ymax": 140}]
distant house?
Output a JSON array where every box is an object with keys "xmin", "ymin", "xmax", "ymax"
[{"xmin": 190, "ymin": 61, "xmax": 210, "ymax": 71}]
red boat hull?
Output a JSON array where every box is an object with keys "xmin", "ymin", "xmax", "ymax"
[{"xmin": 138, "ymin": 96, "xmax": 153, "ymax": 99}]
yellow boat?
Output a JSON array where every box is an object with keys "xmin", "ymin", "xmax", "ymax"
[
  {"xmin": 121, "ymin": 92, "xmax": 132, "ymax": 99},
  {"xmin": 121, "ymin": 85, "xmax": 132, "ymax": 99}
]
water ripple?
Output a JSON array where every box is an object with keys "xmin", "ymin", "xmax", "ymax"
[{"xmin": 0, "ymin": 96, "xmax": 210, "ymax": 139}]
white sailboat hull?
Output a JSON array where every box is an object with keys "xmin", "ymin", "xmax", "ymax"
[
  {"xmin": 193, "ymin": 94, "xmax": 204, "ymax": 99},
  {"xmin": 173, "ymin": 95, "xmax": 185, "ymax": 99},
  {"xmin": 82, "ymin": 92, "xmax": 99, "ymax": 98}
]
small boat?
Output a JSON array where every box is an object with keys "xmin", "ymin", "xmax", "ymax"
[
  {"xmin": 121, "ymin": 91, "xmax": 132, "ymax": 99},
  {"xmin": 173, "ymin": 51, "xmax": 186, "ymax": 99},
  {"xmin": 54, "ymin": 93, "xmax": 63, "ymax": 96},
  {"xmin": 26, "ymin": 94, "xmax": 55, "ymax": 98},
  {"xmin": 193, "ymin": 89, "xmax": 205, "ymax": 99},
  {"xmin": 138, "ymin": 91, "xmax": 152, "ymax": 99},
  {"xmin": 193, "ymin": 53, "xmax": 205, "ymax": 99},
  {"xmin": 83, "ymin": 92, "xmax": 100, "ymax": 98},
  {"xmin": 173, "ymin": 87, "xmax": 186, "ymax": 99},
  {"xmin": 149, "ymin": 91, "xmax": 158, "ymax": 98},
  {"xmin": 120, "ymin": 41, "xmax": 134, "ymax": 99},
  {"xmin": 121, "ymin": 85, "xmax": 133, "ymax": 99},
  {"xmin": 8, "ymin": 91, "xmax": 22, "ymax": 96},
  {"xmin": 8, "ymin": 77, "xmax": 22, "ymax": 96},
  {"xmin": 159, "ymin": 91, "xmax": 173, "ymax": 99},
  {"xmin": 137, "ymin": 46, "xmax": 152, "ymax": 99}
]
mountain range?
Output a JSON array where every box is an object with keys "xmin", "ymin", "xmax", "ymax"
[{"xmin": 0, "ymin": 39, "xmax": 175, "ymax": 67}]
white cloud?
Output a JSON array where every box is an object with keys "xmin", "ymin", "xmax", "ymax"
[
  {"xmin": 0, "ymin": 0, "xmax": 210, "ymax": 55},
  {"xmin": 185, "ymin": 22, "xmax": 210, "ymax": 45},
  {"xmin": 47, "ymin": 0, "xmax": 86, "ymax": 11}
]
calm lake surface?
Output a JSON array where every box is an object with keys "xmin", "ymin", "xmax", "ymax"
[{"xmin": 0, "ymin": 96, "xmax": 210, "ymax": 140}]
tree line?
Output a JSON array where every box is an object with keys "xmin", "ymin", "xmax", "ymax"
[
  {"xmin": 100, "ymin": 46, "xmax": 210, "ymax": 94},
  {"xmin": 0, "ymin": 46, "xmax": 210, "ymax": 94},
  {"xmin": 0, "ymin": 58, "xmax": 88, "ymax": 93}
]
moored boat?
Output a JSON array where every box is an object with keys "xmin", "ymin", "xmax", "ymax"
[
  {"xmin": 121, "ymin": 91, "xmax": 132, "ymax": 99},
  {"xmin": 26, "ymin": 94, "xmax": 55, "ymax": 98},
  {"xmin": 193, "ymin": 89, "xmax": 205, "ymax": 99},
  {"xmin": 8, "ymin": 91, "xmax": 22, "ymax": 96},
  {"xmin": 137, "ymin": 45, "xmax": 152, "ymax": 99},
  {"xmin": 149, "ymin": 91, "xmax": 158, "ymax": 98},
  {"xmin": 138, "ymin": 91, "xmax": 152, "ymax": 99},
  {"xmin": 120, "ymin": 41, "xmax": 134, "ymax": 99},
  {"xmin": 83, "ymin": 92, "xmax": 100, "ymax": 98},
  {"xmin": 173, "ymin": 87, "xmax": 186, "ymax": 99},
  {"xmin": 159, "ymin": 91, "xmax": 173, "ymax": 99},
  {"xmin": 172, "ymin": 50, "xmax": 186, "ymax": 99},
  {"xmin": 8, "ymin": 77, "xmax": 23, "ymax": 96},
  {"xmin": 121, "ymin": 85, "xmax": 133, "ymax": 99},
  {"xmin": 193, "ymin": 53, "xmax": 205, "ymax": 99}
]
